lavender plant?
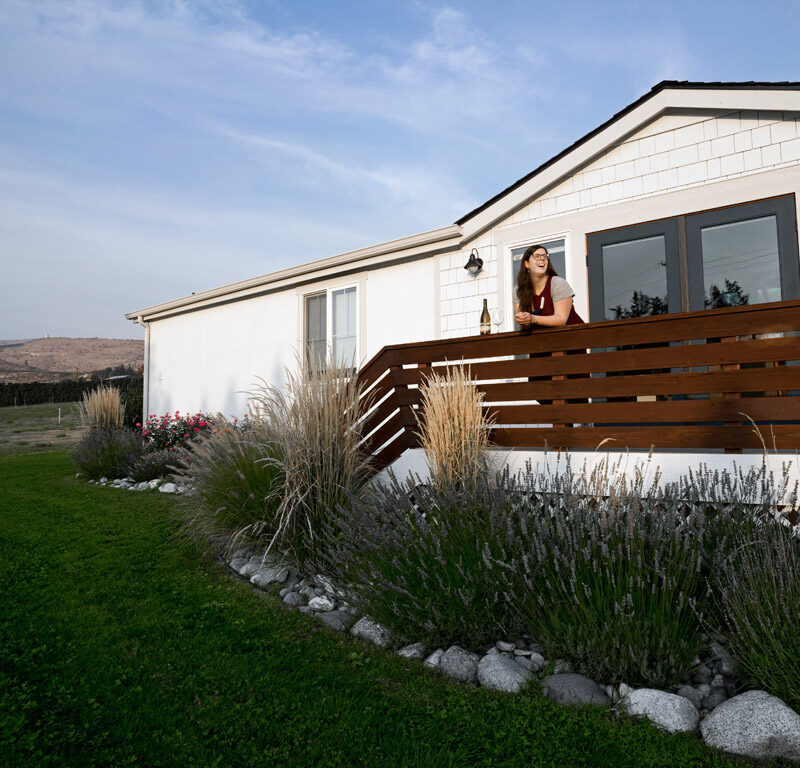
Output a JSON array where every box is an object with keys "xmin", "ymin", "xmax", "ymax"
[{"xmin": 315, "ymin": 469, "xmax": 528, "ymax": 647}]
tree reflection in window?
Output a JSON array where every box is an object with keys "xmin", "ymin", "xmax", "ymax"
[
  {"xmin": 705, "ymin": 279, "xmax": 750, "ymax": 309},
  {"xmin": 609, "ymin": 291, "xmax": 668, "ymax": 319}
]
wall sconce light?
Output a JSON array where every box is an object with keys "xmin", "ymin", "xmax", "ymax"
[{"xmin": 464, "ymin": 248, "xmax": 483, "ymax": 276}]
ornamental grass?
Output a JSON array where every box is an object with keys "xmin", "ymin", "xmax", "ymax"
[
  {"xmin": 78, "ymin": 384, "xmax": 124, "ymax": 431},
  {"xmin": 177, "ymin": 417, "xmax": 283, "ymax": 553},
  {"xmin": 415, "ymin": 363, "xmax": 493, "ymax": 494},
  {"xmin": 247, "ymin": 355, "xmax": 372, "ymax": 567}
]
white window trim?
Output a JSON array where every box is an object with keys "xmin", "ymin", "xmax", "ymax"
[{"xmin": 298, "ymin": 279, "xmax": 362, "ymax": 367}]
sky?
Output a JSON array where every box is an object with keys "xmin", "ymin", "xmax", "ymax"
[{"xmin": 1, "ymin": 0, "xmax": 799, "ymax": 340}]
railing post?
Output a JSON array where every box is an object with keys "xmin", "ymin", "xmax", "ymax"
[{"xmin": 551, "ymin": 350, "xmax": 567, "ymax": 431}]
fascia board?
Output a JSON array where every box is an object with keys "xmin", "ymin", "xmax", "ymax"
[
  {"xmin": 458, "ymin": 87, "xmax": 800, "ymax": 243},
  {"xmin": 126, "ymin": 224, "xmax": 462, "ymax": 322}
]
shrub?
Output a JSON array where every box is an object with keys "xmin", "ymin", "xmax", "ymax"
[
  {"xmin": 316, "ymin": 470, "xmax": 527, "ymax": 647},
  {"xmin": 416, "ymin": 364, "xmax": 492, "ymax": 493},
  {"xmin": 140, "ymin": 411, "xmax": 215, "ymax": 452},
  {"xmin": 177, "ymin": 418, "xmax": 283, "ymax": 550},
  {"xmin": 78, "ymin": 385, "xmax": 124, "ymax": 430},
  {"xmin": 72, "ymin": 426, "xmax": 144, "ymax": 480},
  {"xmin": 129, "ymin": 449, "xmax": 177, "ymax": 481},
  {"xmin": 248, "ymin": 358, "xmax": 372, "ymax": 567}
]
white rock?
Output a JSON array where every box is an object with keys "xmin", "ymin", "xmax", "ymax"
[
  {"xmin": 100, "ymin": 477, "xmax": 108, "ymax": 484},
  {"xmin": 239, "ymin": 555, "xmax": 266, "ymax": 578},
  {"xmin": 623, "ymin": 688, "xmax": 700, "ymax": 733},
  {"xmin": 158, "ymin": 482, "xmax": 178, "ymax": 494},
  {"xmin": 701, "ymin": 690, "xmax": 800, "ymax": 761},
  {"xmin": 529, "ymin": 652, "xmax": 545, "ymax": 672},
  {"xmin": 618, "ymin": 682, "xmax": 634, "ymax": 699},
  {"xmin": 398, "ymin": 642, "xmax": 427, "ymax": 660},
  {"xmin": 148, "ymin": 478, "xmax": 162, "ymax": 489},
  {"xmin": 478, "ymin": 653, "xmax": 532, "ymax": 693},
  {"xmin": 350, "ymin": 617, "xmax": 393, "ymax": 648},
  {"xmin": 496, "ymin": 640, "xmax": 515, "ymax": 653},
  {"xmin": 308, "ymin": 595, "xmax": 336, "ymax": 612},
  {"xmin": 439, "ymin": 646, "xmax": 480, "ymax": 685},
  {"xmin": 423, "ymin": 649, "xmax": 444, "ymax": 669},
  {"xmin": 250, "ymin": 566, "xmax": 290, "ymax": 588}
]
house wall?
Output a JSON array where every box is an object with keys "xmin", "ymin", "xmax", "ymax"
[
  {"xmin": 146, "ymin": 257, "xmax": 438, "ymax": 418},
  {"xmin": 439, "ymin": 109, "xmax": 800, "ymax": 338}
]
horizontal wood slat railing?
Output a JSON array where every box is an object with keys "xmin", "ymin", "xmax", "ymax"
[{"xmin": 354, "ymin": 300, "xmax": 800, "ymax": 472}]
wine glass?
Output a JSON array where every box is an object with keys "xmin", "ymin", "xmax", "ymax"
[{"xmin": 491, "ymin": 308, "xmax": 504, "ymax": 332}]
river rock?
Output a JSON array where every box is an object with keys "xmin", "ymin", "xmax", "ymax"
[
  {"xmin": 542, "ymin": 674, "xmax": 609, "ymax": 707},
  {"xmin": 701, "ymin": 690, "xmax": 800, "ymax": 761},
  {"xmin": 623, "ymin": 688, "xmax": 700, "ymax": 733},
  {"xmin": 398, "ymin": 642, "xmax": 427, "ymax": 660},
  {"xmin": 250, "ymin": 565, "xmax": 290, "ymax": 587},
  {"xmin": 316, "ymin": 610, "xmax": 355, "ymax": 633},
  {"xmin": 478, "ymin": 652, "xmax": 532, "ymax": 693},
  {"xmin": 282, "ymin": 591, "xmax": 305, "ymax": 608},
  {"xmin": 439, "ymin": 646, "xmax": 480, "ymax": 685},
  {"xmin": 351, "ymin": 617, "xmax": 393, "ymax": 648},
  {"xmin": 308, "ymin": 595, "xmax": 335, "ymax": 612},
  {"xmin": 423, "ymin": 649, "xmax": 444, "ymax": 669}
]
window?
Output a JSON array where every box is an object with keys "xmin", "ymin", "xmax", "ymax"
[
  {"xmin": 303, "ymin": 285, "xmax": 358, "ymax": 371},
  {"xmin": 587, "ymin": 196, "xmax": 799, "ymax": 321}
]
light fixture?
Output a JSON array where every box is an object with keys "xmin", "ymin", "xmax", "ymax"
[{"xmin": 464, "ymin": 248, "xmax": 483, "ymax": 276}]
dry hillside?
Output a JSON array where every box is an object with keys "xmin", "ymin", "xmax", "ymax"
[{"xmin": 0, "ymin": 338, "xmax": 144, "ymax": 383}]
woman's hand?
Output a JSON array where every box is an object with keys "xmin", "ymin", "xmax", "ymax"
[{"xmin": 515, "ymin": 310, "xmax": 533, "ymax": 327}]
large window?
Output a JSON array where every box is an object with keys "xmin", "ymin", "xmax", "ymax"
[
  {"xmin": 303, "ymin": 285, "xmax": 358, "ymax": 371},
  {"xmin": 587, "ymin": 196, "xmax": 799, "ymax": 321}
]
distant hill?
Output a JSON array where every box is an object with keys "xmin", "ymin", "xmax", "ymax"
[{"xmin": 0, "ymin": 337, "xmax": 143, "ymax": 383}]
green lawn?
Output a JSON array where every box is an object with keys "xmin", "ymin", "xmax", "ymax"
[
  {"xmin": 0, "ymin": 452, "xmax": 753, "ymax": 768},
  {"xmin": 0, "ymin": 401, "xmax": 81, "ymax": 454}
]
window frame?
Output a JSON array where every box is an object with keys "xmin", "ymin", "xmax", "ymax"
[
  {"xmin": 587, "ymin": 194, "xmax": 799, "ymax": 322},
  {"xmin": 302, "ymin": 281, "xmax": 360, "ymax": 372}
]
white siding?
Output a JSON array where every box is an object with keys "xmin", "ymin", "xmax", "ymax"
[{"xmin": 148, "ymin": 289, "xmax": 296, "ymax": 419}]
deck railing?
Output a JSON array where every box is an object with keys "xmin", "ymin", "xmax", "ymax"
[{"xmin": 355, "ymin": 300, "xmax": 800, "ymax": 471}]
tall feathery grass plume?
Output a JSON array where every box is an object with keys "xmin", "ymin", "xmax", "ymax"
[
  {"xmin": 247, "ymin": 352, "xmax": 373, "ymax": 567},
  {"xmin": 415, "ymin": 363, "xmax": 493, "ymax": 493},
  {"xmin": 78, "ymin": 384, "xmax": 124, "ymax": 431}
]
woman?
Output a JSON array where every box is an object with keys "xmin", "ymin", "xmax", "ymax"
[
  {"xmin": 514, "ymin": 244, "xmax": 585, "ymax": 405},
  {"xmin": 514, "ymin": 245, "xmax": 584, "ymax": 328}
]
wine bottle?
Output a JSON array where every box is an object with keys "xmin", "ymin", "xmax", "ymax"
[{"xmin": 480, "ymin": 298, "xmax": 491, "ymax": 335}]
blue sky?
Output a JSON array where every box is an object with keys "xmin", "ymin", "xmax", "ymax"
[{"xmin": 1, "ymin": 0, "xmax": 799, "ymax": 340}]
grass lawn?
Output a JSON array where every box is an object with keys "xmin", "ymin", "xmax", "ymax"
[
  {"xmin": 0, "ymin": 452, "xmax": 754, "ymax": 768},
  {"xmin": 0, "ymin": 402, "xmax": 81, "ymax": 455}
]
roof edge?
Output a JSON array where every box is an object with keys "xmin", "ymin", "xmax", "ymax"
[{"xmin": 126, "ymin": 223, "xmax": 462, "ymax": 321}]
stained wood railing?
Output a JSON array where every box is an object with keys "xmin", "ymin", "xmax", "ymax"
[{"xmin": 355, "ymin": 300, "xmax": 800, "ymax": 471}]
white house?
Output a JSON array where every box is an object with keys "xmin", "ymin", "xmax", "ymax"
[{"xmin": 127, "ymin": 81, "xmax": 800, "ymax": 481}]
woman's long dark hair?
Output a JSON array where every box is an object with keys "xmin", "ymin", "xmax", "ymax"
[{"xmin": 516, "ymin": 245, "xmax": 558, "ymax": 312}]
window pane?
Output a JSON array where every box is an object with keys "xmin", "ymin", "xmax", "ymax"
[
  {"xmin": 701, "ymin": 215, "xmax": 781, "ymax": 307},
  {"xmin": 332, "ymin": 287, "xmax": 357, "ymax": 368},
  {"xmin": 304, "ymin": 293, "xmax": 327, "ymax": 370},
  {"xmin": 601, "ymin": 235, "xmax": 668, "ymax": 320},
  {"xmin": 511, "ymin": 238, "xmax": 566, "ymax": 282}
]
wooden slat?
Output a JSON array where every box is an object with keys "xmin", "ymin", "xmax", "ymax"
[
  {"xmin": 360, "ymin": 411, "xmax": 406, "ymax": 456},
  {"xmin": 490, "ymin": 424, "xmax": 800, "ymax": 450},
  {"xmin": 369, "ymin": 431, "xmax": 417, "ymax": 473},
  {"xmin": 478, "ymin": 366, "xmax": 800, "ymax": 402},
  {"xmin": 358, "ymin": 392, "xmax": 402, "ymax": 441},
  {"xmin": 486, "ymin": 396, "xmax": 800, "ymax": 425}
]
